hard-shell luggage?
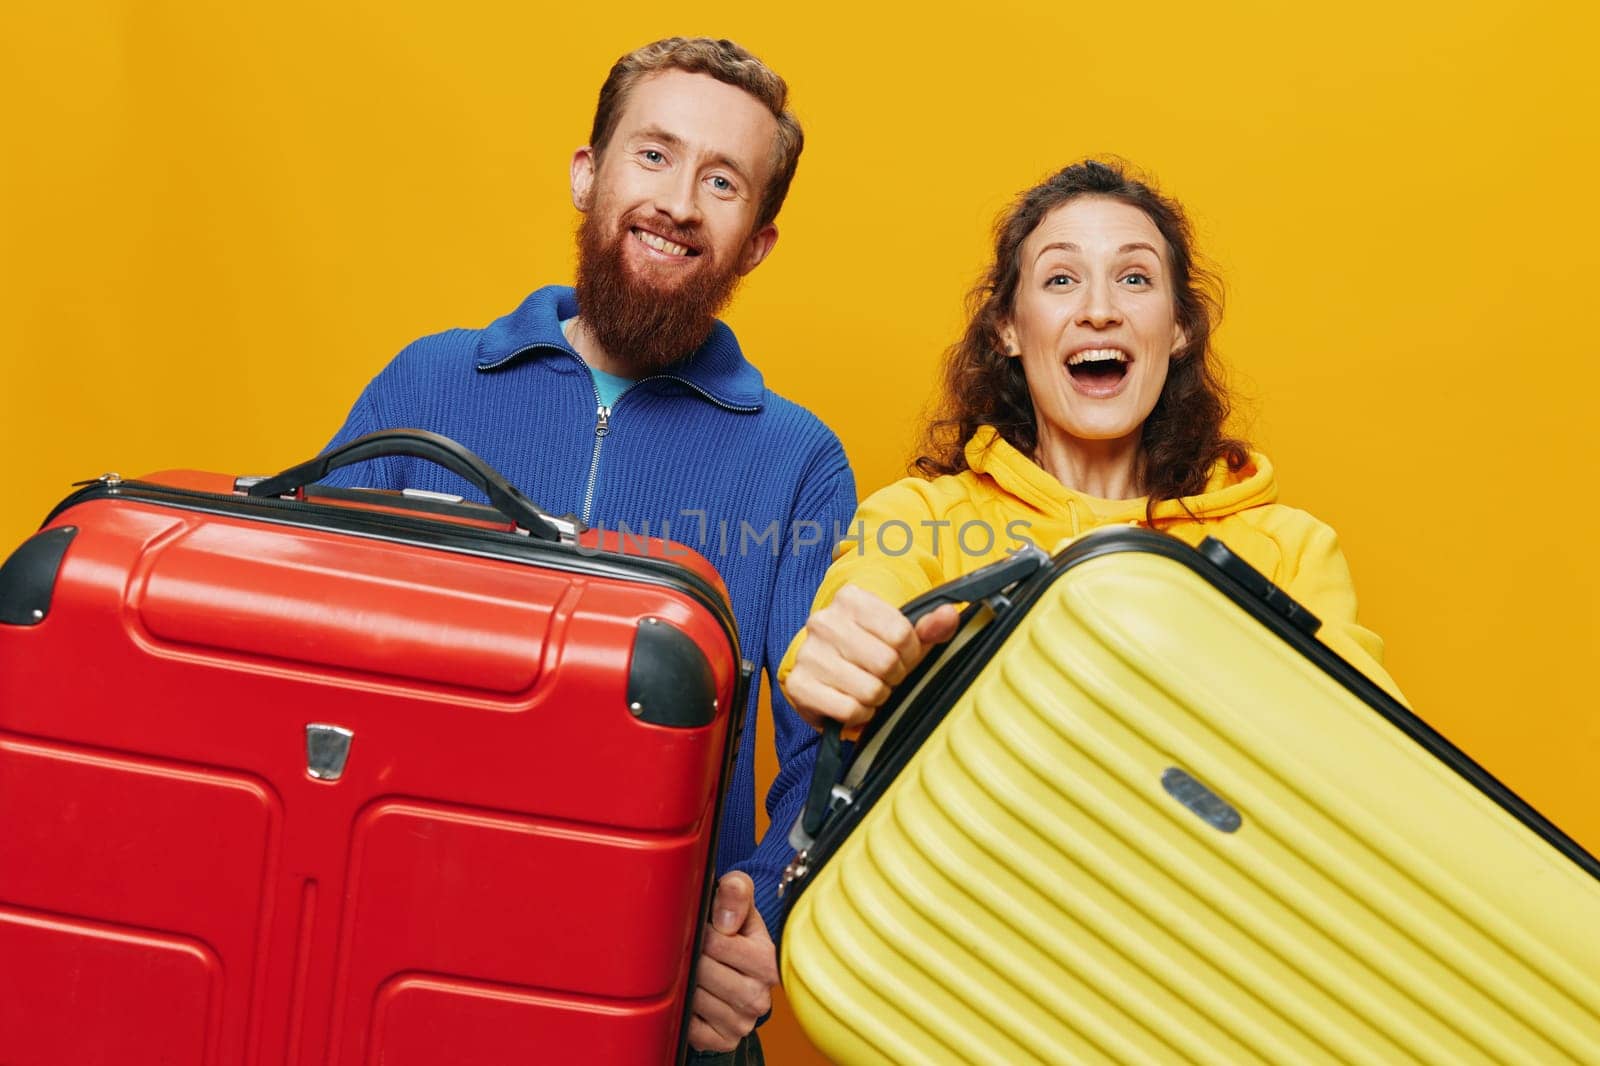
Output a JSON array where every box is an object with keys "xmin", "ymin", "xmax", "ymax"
[
  {"xmin": 0, "ymin": 430, "xmax": 747, "ymax": 1066},
  {"xmin": 779, "ymin": 527, "xmax": 1600, "ymax": 1065}
]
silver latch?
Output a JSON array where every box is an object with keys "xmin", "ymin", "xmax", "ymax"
[{"xmin": 306, "ymin": 723, "xmax": 354, "ymax": 781}]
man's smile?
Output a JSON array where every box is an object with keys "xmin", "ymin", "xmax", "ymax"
[{"xmin": 632, "ymin": 226, "xmax": 700, "ymax": 258}]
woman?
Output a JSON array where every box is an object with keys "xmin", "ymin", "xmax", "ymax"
[{"xmin": 779, "ymin": 159, "xmax": 1403, "ymax": 729}]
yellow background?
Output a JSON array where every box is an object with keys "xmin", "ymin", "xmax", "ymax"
[{"xmin": 3, "ymin": 2, "xmax": 1596, "ymax": 1061}]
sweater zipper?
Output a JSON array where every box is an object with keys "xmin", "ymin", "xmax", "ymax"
[
  {"xmin": 576, "ymin": 374, "xmax": 760, "ymax": 527},
  {"xmin": 582, "ymin": 398, "xmax": 609, "ymax": 525}
]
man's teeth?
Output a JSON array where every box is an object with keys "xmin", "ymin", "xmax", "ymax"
[
  {"xmin": 1067, "ymin": 348, "xmax": 1129, "ymax": 366},
  {"xmin": 634, "ymin": 229, "xmax": 691, "ymax": 257}
]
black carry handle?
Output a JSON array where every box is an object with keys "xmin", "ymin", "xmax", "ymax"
[
  {"xmin": 1197, "ymin": 536, "xmax": 1322, "ymax": 635},
  {"xmin": 246, "ymin": 429, "xmax": 563, "ymax": 542},
  {"xmin": 798, "ymin": 545, "xmax": 1050, "ymax": 843}
]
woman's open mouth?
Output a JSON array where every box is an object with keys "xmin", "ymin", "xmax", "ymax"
[{"xmin": 1066, "ymin": 347, "xmax": 1130, "ymax": 396}]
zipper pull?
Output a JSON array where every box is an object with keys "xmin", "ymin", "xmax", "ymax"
[
  {"xmin": 778, "ymin": 849, "xmax": 810, "ymax": 899},
  {"xmin": 595, "ymin": 405, "xmax": 610, "ymax": 439}
]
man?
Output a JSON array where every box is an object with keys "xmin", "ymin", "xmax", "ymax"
[{"xmin": 319, "ymin": 37, "xmax": 855, "ymax": 1061}]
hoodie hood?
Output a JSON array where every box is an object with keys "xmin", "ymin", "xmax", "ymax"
[{"xmin": 964, "ymin": 425, "xmax": 1277, "ymax": 533}]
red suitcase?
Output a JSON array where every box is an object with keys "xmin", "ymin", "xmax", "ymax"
[{"xmin": 0, "ymin": 430, "xmax": 746, "ymax": 1066}]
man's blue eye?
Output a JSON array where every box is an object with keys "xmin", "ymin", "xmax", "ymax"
[
  {"xmin": 643, "ymin": 150, "xmax": 664, "ymax": 164},
  {"xmin": 711, "ymin": 176, "xmax": 732, "ymax": 192}
]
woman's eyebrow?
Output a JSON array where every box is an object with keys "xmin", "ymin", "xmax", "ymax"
[{"xmin": 1034, "ymin": 240, "xmax": 1161, "ymax": 261}]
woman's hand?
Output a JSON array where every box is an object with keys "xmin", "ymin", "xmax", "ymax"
[{"xmin": 783, "ymin": 583, "xmax": 961, "ymax": 730}]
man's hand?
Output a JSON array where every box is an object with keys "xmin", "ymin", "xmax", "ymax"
[{"xmin": 687, "ymin": 872, "xmax": 780, "ymax": 1053}]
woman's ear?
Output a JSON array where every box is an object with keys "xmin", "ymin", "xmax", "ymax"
[
  {"xmin": 1170, "ymin": 322, "xmax": 1188, "ymax": 359},
  {"xmin": 1000, "ymin": 322, "xmax": 1021, "ymax": 358}
]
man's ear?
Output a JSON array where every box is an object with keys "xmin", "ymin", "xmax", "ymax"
[
  {"xmin": 737, "ymin": 223, "xmax": 779, "ymax": 277},
  {"xmin": 571, "ymin": 147, "xmax": 597, "ymax": 212}
]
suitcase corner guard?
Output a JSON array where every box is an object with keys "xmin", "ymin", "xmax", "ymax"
[
  {"xmin": 626, "ymin": 617, "xmax": 718, "ymax": 728},
  {"xmin": 0, "ymin": 524, "xmax": 78, "ymax": 626}
]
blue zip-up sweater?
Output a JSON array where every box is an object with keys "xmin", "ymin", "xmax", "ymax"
[{"xmin": 321, "ymin": 285, "xmax": 856, "ymax": 940}]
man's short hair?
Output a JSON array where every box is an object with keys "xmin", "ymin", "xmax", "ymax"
[{"xmin": 589, "ymin": 37, "xmax": 803, "ymax": 231}]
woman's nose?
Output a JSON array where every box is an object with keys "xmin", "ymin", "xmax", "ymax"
[{"xmin": 1076, "ymin": 278, "xmax": 1122, "ymax": 328}]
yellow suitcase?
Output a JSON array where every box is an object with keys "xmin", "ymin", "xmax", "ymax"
[{"xmin": 778, "ymin": 528, "xmax": 1600, "ymax": 1065}]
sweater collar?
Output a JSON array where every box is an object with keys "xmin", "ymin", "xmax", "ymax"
[{"xmin": 474, "ymin": 285, "xmax": 766, "ymax": 410}]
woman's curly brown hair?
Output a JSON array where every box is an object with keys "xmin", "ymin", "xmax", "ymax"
[{"xmin": 915, "ymin": 159, "xmax": 1249, "ymax": 522}]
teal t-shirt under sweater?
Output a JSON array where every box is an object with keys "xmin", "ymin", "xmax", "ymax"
[{"xmin": 561, "ymin": 316, "xmax": 634, "ymax": 408}]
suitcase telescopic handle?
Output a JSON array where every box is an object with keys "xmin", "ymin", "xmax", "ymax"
[
  {"xmin": 246, "ymin": 429, "xmax": 563, "ymax": 542},
  {"xmin": 797, "ymin": 546, "xmax": 1050, "ymax": 846}
]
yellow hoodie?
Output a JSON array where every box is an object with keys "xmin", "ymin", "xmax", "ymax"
[{"xmin": 778, "ymin": 426, "xmax": 1404, "ymax": 702}]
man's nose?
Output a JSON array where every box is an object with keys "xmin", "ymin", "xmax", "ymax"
[{"xmin": 653, "ymin": 167, "xmax": 703, "ymax": 227}]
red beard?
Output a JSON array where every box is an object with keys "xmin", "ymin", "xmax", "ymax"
[{"xmin": 574, "ymin": 208, "xmax": 745, "ymax": 374}]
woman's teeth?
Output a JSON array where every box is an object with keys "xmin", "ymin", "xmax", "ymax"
[
  {"xmin": 1067, "ymin": 348, "xmax": 1129, "ymax": 367},
  {"xmin": 634, "ymin": 229, "xmax": 691, "ymax": 256},
  {"xmin": 1067, "ymin": 348, "xmax": 1130, "ymax": 381}
]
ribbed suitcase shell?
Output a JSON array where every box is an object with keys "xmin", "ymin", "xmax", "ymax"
[
  {"xmin": 0, "ymin": 468, "xmax": 743, "ymax": 1066},
  {"xmin": 781, "ymin": 528, "xmax": 1600, "ymax": 1065}
]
